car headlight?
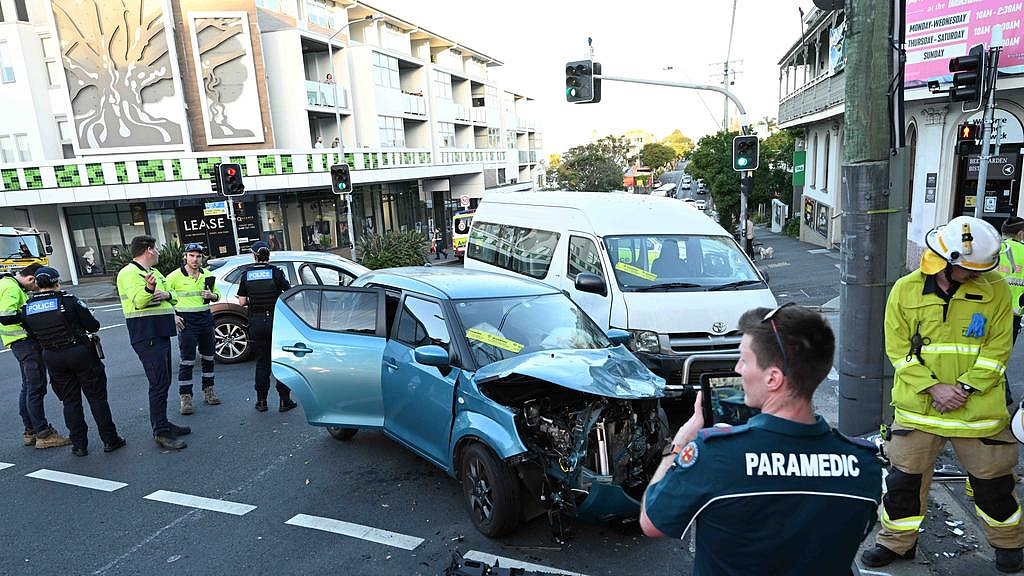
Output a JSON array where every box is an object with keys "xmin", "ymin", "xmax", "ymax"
[{"xmin": 630, "ymin": 330, "xmax": 661, "ymax": 353}]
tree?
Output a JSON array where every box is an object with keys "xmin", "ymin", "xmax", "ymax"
[
  {"xmin": 687, "ymin": 130, "xmax": 742, "ymax": 231},
  {"xmin": 751, "ymin": 129, "xmax": 796, "ymax": 211},
  {"xmin": 555, "ymin": 143, "xmax": 623, "ymax": 192},
  {"xmin": 593, "ymin": 135, "xmax": 631, "ymax": 169},
  {"xmin": 640, "ymin": 143, "xmax": 677, "ymax": 172},
  {"xmin": 661, "ymin": 130, "xmax": 694, "ymax": 158}
]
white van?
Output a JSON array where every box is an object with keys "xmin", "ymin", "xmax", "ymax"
[{"xmin": 464, "ymin": 192, "xmax": 777, "ymax": 392}]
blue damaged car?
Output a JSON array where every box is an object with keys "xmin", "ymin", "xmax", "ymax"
[{"xmin": 271, "ymin": 267, "xmax": 667, "ymax": 537}]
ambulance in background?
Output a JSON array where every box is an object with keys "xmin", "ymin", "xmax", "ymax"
[{"xmin": 452, "ymin": 210, "xmax": 475, "ymax": 259}]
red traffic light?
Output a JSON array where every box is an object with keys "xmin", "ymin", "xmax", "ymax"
[{"xmin": 226, "ymin": 168, "xmax": 237, "ymax": 177}]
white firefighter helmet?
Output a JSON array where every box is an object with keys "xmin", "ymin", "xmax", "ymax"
[
  {"xmin": 921, "ymin": 216, "xmax": 1001, "ymax": 275},
  {"xmin": 1011, "ymin": 400, "xmax": 1024, "ymax": 445}
]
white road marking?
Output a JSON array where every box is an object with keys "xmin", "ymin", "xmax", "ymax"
[
  {"xmin": 91, "ymin": 304, "xmax": 123, "ymax": 311},
  {"xmin": 808, "ymin": 248, "xmax": 831, "ymax": 254},
  {"xmin": 858, "ymin": 569, "xmax": 894, "ymax": 576},
  {"xmin": 26, "ymin": 469, "xmax": 127, "ymax": 492},
  {"xmin": 143, "ymin": 490, "xmax": 256, "ymax": 516},
  {"xmin": 98, "ymin": 323, "xmax": 124, "ymax": 331},
  {"xmin": 0, "ymin": 462, "xmax": 13, "ymax": 471},
  {"xmin": 764, "ymin": 261, "xmax": 791, "ymax": 269},
  {"xmin": 285, "ymin": 513, "xmax": 424, "ymax": 550},
  {"xmin": 463, "ymin": 551, "xmax": 586, "ymax": 576}
]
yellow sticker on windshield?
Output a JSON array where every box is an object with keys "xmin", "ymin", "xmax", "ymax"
[
  {"xmin": 466, "ymin": 328, "xmax": 525, "ymax": 353},
  {"xmin": 615, "ymin": 262, "xmax": 658, "ymax": 281}
]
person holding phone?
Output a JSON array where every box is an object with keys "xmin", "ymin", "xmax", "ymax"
[
  {"xmin": 640, "ymin": 304, "xmax": 882, "ymax": 575},
  {"xmin": 165, "ymin": 243, "xmax": 221, "ymax": 415}
]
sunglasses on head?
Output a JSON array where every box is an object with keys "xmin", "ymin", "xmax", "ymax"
[
  {"xmin": 185, "ymin": 243, "xmax": 205, "ymax": 254},
  {"xmin": 761, "ymin": 302, "xmax": 796, "ymax": 376}
]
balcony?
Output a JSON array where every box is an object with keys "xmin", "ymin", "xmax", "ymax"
[
  {"xmin": 306, "ymin": 81, "xmax": 349, "ymax": 109},
  {"xmin": 402, "ymin": 93, "xmax": 427, "ymax": 116},
  {"xmin": 517, "ymin": 116, "xmax": 535, "ymax": 130},
  {"xmin": 471, "ymin": 107, "xmax": 487, "ymax": 124},
  {"xmin": 518, "ymin": 150, "xmax": 537, "ymax": 164},
  {"xmin": 454, "ymin": 105, "xmax": 471, "ymax": 122},
  {"xmin": 778, "ymin": 71, "xmax": 844, "ymax": 126},
  {"xmin": 437, "ymin": 148, "xmax": 507, "ymax": 165}
]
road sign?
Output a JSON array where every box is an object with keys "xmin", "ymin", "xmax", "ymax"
[{"xmin": 459, "ymin": 195, "xmax": 470, "ymax": 207}]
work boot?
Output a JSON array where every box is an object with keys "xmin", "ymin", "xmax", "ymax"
[
  {"xmin": 180, "ymin": 394, "xmax": 194, "ymax": 415},
  {"xmin": 34, "ymin": 427, "xmax": 72, "ymax": 449},
  {"xmin": 279, "ymin": 392, "xmax": 297, "ymax": 412},
  {"xmin": 103, "ymin": 437, "xmax": 126, "ymax": 453},
  {"xmin": 996, "ymin": 548, "xmax": 1024, "ymax": 573},
  {"xmin": 22, "ymin": 428, "xmax": 35, "ymax": 447},
  {"xmin": 203, "ymin": 387, "xmax": 221, "ymax": 405},
  {"xmin": 72, "ymin": 446, "xmax": 88, "ymax": 457},
  {"xmin": 168, "ymin": 423, "xmax": 191, "ymax": 437},
  {"xmin": 860, "ymin": 544, "xmax": 916, "ymax": 567},
  {"xmin": 255, "ymin": 400, "xmax": 268, "ymax": 412},
  {"xmin": 154, "ymin": 434, "xmax": 186, "ymax": 451}
]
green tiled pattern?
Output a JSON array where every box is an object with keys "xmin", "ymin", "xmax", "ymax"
[
  {"xmin": 171, "ymin": 159, "xmax": 182, "ymax": 180},
  {"xmin": 136, "ymin": 159, "xmax": 165, "ymax": 183},
  {"xmin": 345, "ymin": 153, "xmax": 355, "ymax": 168},
  {"xmin": 320, "ymin": 154, "xmax": 329, "ymax": 171},
  {"xmin": 382, "ymin": 153, "xmax": 389, "ymax": 166},
  {"xmin": 24, "ymin": 168, "xmax": 42, "ymax": 189},
  {"xmin": 281, "ymin": 155, "xmax": 294, "ymax": 173},
  {"xmin": 86, "ymin": 164, "xmax": 104, "ymax": 185},
  {"xmin": 306, "ymin": 155, "xmax": 314, "ymax": 172},
  {"xmin": 114, "ymin": 162, "xmax": 128, "ymax": 184},
  {"xmin": 229, "ymin": 156, "xmax": 248, "ymax": 176},
  {"xmin": 54, "ymin": 165, "xmax": 81, "ymax": 188},
  {"xmin": 370, "ymin": 154, "xmax": 379, "ymax": 169},
  {"xmin": 2, "ymin": 169, "xmax": 19, "ymax": 190},
  {"xmin": 258, "ymin": 155, "xmax": 276, "ymax": 175},
  {"xmin": 197, "ymin": 157, "xmax": 221, "ymax": 180}
]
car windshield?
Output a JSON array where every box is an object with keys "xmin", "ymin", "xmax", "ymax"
[
  {"xmin": 604, "ymin": 234, "xmax": 761, "ymax": 291},
  {"xmin": 0, "ymin": 235, "xmax": 43, "ymax": 258},
  {"xmin": 454, "ymin": 293, "xmax": 610, "ymax": 367}
]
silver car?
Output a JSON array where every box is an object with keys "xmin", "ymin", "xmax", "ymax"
[{"xmin": 206, "ymin": 251, "xmax": 370, "ymax": 363}]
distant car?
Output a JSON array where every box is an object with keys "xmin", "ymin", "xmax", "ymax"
[
  {"xmin": 681, "ymin": 197, "xmax": 697, "ymax": 206},
  {"xmin": 207, "ymin": 251, "xmax": 370, "ymax": 363},
  {"xmin": 695, "ymin": 199, "xmax": 707, "ymax": 210},
  {"xmin": 682, "ymin": 175, "xmax": 692, "ymax": 184},
  {"xmin": 681, "ymin": 182, "xmax": 691, "ymax": 190},
  {"xmin": 271, "ymin": 267, "xmax": 668, "ymax": 537}
]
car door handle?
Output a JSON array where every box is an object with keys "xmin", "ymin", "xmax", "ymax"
[
  {"xmin": 282, "ymin": 343, "xmax": 313, "ymax": 357},
  {"xmin": 384, "ymin": 358, "xmax": 399, "ymax": 371}
]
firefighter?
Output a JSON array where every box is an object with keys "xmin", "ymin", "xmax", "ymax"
[
  {"xmin": 166, "ymin": 243, "xmax": 221, "ymax": 415},
  {"xmin": 235, "ymin": 241, "xmax": 295, "ymax": 412},
  {"xmin": 862, "ymin": 216, "xmax": 1024, "ymax": 573},
  {"xmin": 19, "ymin": 267, "xmax": 124, "ymax": 456}
]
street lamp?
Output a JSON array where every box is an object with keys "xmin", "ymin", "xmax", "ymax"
[{"xmin": 327, "ymin": 14, "xmax": 375, "ymax": 257}]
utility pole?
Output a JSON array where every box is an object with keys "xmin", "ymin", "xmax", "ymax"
[{"xmin": 838, "ymin": 0, "xmax": 900, "ymax": 435}]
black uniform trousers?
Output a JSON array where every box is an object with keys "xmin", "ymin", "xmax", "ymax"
[
  {"xmin": 249, "ymin": 311, "xmax": 287, "ymax": 398},
  {"xmin": 43, "ymin": 343, "xmax": 118, "ymax": 450},
  {"xmin": 132, "ymin": 337, "xmax": 173, "ymax": 435}
]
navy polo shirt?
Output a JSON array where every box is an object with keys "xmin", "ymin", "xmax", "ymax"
[{"xmin": 644, "ymin": 413, "xmax": 882, "ymax": 576}]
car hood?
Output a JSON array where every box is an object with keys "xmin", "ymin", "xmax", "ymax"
[{"xmin": 474, "ymin": 346, "xmax": 665, "ymax": 399}]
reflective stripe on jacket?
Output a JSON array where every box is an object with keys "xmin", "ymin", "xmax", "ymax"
[
  {"xmin": 165, "ymin": 266, "xmax": 220, "ymax": 313},
  {"xmin": 884, "ymin": 268, "xmax": 1013, "ymax": 438},
  {"xmin": 0, "ymin": 275, "xmax": 27, "ymax": 346},
  {"xmin": 116, "ymin": 262, "xmax": 176, "ymax": 319},
  {"xmin": 998, "ymin": 239, "xmax": 1024, "ymax": 316}
]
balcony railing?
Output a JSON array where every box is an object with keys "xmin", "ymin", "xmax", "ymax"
[
  {"xmin": 454, "ymin": 105, "xmax": 471, "ymax": 122},
  {"xmin": 471, "ymin": 107, "xmax": 487, "ymax": 124},
  {"xmin": 437, "ymin": 148, "xmax": 507, "ymax": 165},
  {"xmin": 306, "ymin": 81, "xmax": 349, "ymax": 109},
  {"xmin": 517, "ymin": 117, "xmax": 535, "ymax": 130},
  {"xmin": 778, "ymin": 71, "xmax": 844, "ymax": 125},
  {"xmin": 402, "ymin": 93, "xmax": 427, "ymax": 116}
]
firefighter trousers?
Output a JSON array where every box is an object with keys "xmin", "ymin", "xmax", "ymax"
[{"xmin": 877, "ymin": 425, "xmax": 1024, "ymax": 553}]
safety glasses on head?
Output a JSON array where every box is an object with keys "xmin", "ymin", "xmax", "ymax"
[
  {"xmin": 184, "ymin": 243, "xmax": 206, "ymax": 255},
  {"xmin": 761, "ymin": 302, "xmax": 796, "ymax": 376}
]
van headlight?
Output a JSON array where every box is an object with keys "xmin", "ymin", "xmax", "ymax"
[{"xmin": 630, "ymin": 330, "xmax": 661, "ymax": 353}]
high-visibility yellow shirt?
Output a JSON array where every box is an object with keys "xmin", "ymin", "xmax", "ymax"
[
  {"xmin": 165, "ymin": 266, "xmax": 220, "ymax": 313},
  {"xmin": 0, "ymin": 275, "xmax": 28, "ymax": 347},
  {"xmin": 885, "ymin": 268, "xmax": 1012, "ymax": 438},
  {"xmin": 997, "ymin": 239, "xmax": 1024, "ymax": 316}
]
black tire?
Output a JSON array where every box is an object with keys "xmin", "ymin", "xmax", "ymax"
[
  {"xmin": 214, "ymin": 315, "xmax": 251, "ymax": 364},
  {"xmin": 460, "ymin": 442, "xmax": 519, "ymax": 537},
  {"xmin": 327, "ymin": 427, "xmax": 358, "ymax": 441}
]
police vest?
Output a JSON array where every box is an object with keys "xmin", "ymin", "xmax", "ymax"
[
  {"xmin": 244, "ymin": 265, "xmax": 281, "ymax": 313},
  {"xmin": 998, "ymin": 240, "xmax": 1024, "ymax": 316},
  {"xmin": 21, "ymin": 292, "xmax": 78, "ymax": 351}
]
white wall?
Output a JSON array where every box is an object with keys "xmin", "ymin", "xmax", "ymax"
[{"xmin": 262, "ymin": 30, "xmax": 312, "ymax": 150}]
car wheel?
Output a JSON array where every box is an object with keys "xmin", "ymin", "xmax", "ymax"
[
  {"xmin": 214, "ymin": 315, "xmax": 251, "ymax": 364},
  {"xmin": 460, "ymin": 443, "xmax": 519, "ymax": 537},
  {"xmin": 327, "ymin": 427, "xmax": 358, "ymax": 441}
]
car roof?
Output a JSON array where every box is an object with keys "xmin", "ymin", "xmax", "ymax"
[
  {"xmin": 355, "ymin": 267, "xmax": 560, "ymax": 300},
  {"xmin": 209, "ymin": 251, "xmax": 369, "ymax": 274},
  {"xmin": 478, "ymin": 191, "xmax": 728, "ymax": 236}
]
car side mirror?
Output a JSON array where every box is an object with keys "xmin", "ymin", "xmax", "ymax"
[
  {"xmin": 414, "ymin": 345, "xmax": 451, "ymax": 369},
  {"xmin": 606, "ymin": 329, "xmax": 631, "ymax": 346},
  {"xmin": 575, "ymin": 272, "xmax": 607, "ymax": 297}
]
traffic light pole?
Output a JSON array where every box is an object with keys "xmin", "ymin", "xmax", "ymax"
[
  {"xmin": 973, "ymin": 48, "xmax": 1002, "ymax": 218},
  {"xmin": 227, "ymin": 199, "xmax": 241, "ymax": 256}
]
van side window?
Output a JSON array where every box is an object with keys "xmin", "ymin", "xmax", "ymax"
[
  {"xmin": 468, "ymin": 221, "xmax": 560, "ymax": 279},
  {"xmin": 567, "ymin": 236, "xmax": 604, "ymax": 280}
]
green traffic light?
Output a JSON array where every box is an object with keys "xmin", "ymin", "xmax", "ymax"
[{"xmin": 737, "ymin": 158, "xmax": 748, "ymax": 167}]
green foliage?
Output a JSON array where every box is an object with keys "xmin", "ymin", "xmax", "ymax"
[
  {"xmin": 782, "ymin": 216, "xmax": 800, "ymax": 238},
  {"xmin": 751, "ymin": 129, "xmax": 796, "ymax": 210},
  {"xmin": 640, "ymin": 143, "xmax": 677, "ymax": 171},
  {"xmin": 104, "ymin": 241, "xmax": 184, "ymax": 284},
  {"xmin": 593, "ymin": 134, "xmax": 631, "ymax": 169},
  {"xmin": 358, "ymin": 230, "xmax": 428, "ymax": 270},
  {"xmin": 661, "ymin": 129, "xmax": 694, "ymax": 158},
  {"xmin": 554, "ymin": 142, "xmax": 624, "ymax": 192}
]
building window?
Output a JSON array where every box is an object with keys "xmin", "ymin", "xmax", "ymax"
[
  {"xmin": 507, "ymin": 130, "xmax": 516, "ymax": 150},
  {"xmin": 372, "ymin": 52, "xmax": 400, "ymax": 89},
  {"xmin": 256, "ymin": 0, "xmax": 282, "ymax": 10},
  {"xmin": 438, "ymin": 122, "xmax": 455, "ymax": 148},
  {"xmin": 485, "ymin": 85, "xmax": 498, "ymax": 108},
  {"xmin": 305, "ymin": 0, "xmax": 336, "ymax": 29},
  {"xmin": 378, "ymin": 115, "xmax": 405, "ymax": 147},
  {"xmin": 810, "ymin": 132, "xmax": 817, "ymax": 186},
  {"xmin": 0, "ymin": 136, "xmax": 13, "ymax": 163},
  {"xmin": 823, "ymin": 132, "xmax": 830, "ymax": 191},
  {"xmin": 433, "ymin": 70, "xmax": 452, "ymax": 100},
  {"xmin": 0, "ymin": 42, "xmax": 14, "ymax": 83},
  {"xmin": 487, "ymin": 128, "xmax": 500, "ymax": 148},
  {"xmin": 14, "ymin": 134, "xmax": 30, "ymax": 162},
  {"xmin": 40, "ymin": 36, "xmax": 61, "ymax": 87},
  {"xmin": 15, "ymin": 0, "xmax": 29, "ymax": 22}
]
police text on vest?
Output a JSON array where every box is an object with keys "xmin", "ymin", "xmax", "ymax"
[{"xmin": 744, "ymin": 452, "xmax": 860, "ymax": 477}]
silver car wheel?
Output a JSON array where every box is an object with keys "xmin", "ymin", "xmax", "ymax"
[{"xmin": 215, "ymin": 320, "xmax": 249, "ymax": 361}]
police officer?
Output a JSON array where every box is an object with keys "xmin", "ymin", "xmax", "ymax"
[
  {"xmin": 641, "ymin": 304, "xmax": 882, "ymax": 575},
  {"xmin": 0, "ymin": 263, "xmax": 71, "ymax": 449},
  {"xmin": 166, "ymin": 243, "xmax": 221, "ymax": 415},
  {"xmin": 19, "ymin": 267, "xmax": 124, "ymax": 456},
  {"xmin": 236, "ymin": 241, "xmax": 294, "ymax": 412},
  {"xmin": 862, "ymin": 216, "xmax": 1024, "ymax": 572},
  {"xmin": 116, "ymin": 235, "xmax": 190, "ymax": 451}
]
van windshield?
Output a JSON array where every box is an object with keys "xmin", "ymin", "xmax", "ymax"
[
  {"xmin": 0, "ymin": 235, "xmax": 43, "ymax": 259},
  {"xmin": 604, "ymin": 235, "xmax": 762, "ymax": 292}
]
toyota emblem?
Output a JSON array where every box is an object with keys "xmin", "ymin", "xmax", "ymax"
[{"xmin": 712, "ymin": 322, "xmax": 727, "ymax": 334}]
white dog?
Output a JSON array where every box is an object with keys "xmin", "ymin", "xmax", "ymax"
[{"xmin": 759, "ymin": 246, "xmax": 775, "ymax": 260}]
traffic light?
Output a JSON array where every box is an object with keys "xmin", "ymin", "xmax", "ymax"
[
  {"xmin": 217, "ymin": 163, "xmax": 245, "ymax": 197},
  {"xmin": 565, "ymin": 60, "xmax": 597, "ymax": 103},
  {"xmin": 732, "ymin": 135, "xmax": 759, "ymax": 172},
  {"xmin": 330, "ymin": 163, "xmax": 351, "ymax": 194},
  {"xmin": 956, "ymin": 122, "xmax": 981, "ymax": 155},
  {"xmin": 949, "ymin": 44, "xmax": 986, "ymax": 111}
]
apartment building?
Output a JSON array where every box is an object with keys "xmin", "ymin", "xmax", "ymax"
[
  {"xmin": 778, "ymin": 4, "xmax": 1024, "ymax": 260},
  {"xmin": 0, "ymin": 0, "xmax": 543, "ymax": 282}
]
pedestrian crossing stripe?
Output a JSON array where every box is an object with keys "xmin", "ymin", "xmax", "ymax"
[
  {"xmin": 26, "ymin": 469, "xmax": 127, "ymax": 492},
  {"xmin": 0, "ymin": 462, "xmax": 13, "ymax": 471}
]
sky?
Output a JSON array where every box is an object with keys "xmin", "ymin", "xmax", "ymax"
[{"xmin": 368, "ymin": 0, "xmax": 816, "ymax": 154}]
